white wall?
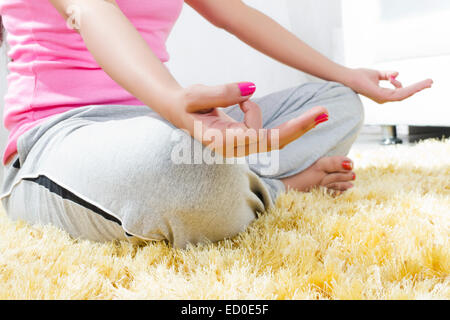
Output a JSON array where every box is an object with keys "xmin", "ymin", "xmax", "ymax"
[
  {"xmin": 342, "ymin": 0, "xmax": 450, "ymax": 126},
  {"xmin": 166, "ymin": 0, "xmax": 343, "ymax": 97},
  {"xmin": 286, "ymin": 0, "xmax": 344, "ymax": 68}
]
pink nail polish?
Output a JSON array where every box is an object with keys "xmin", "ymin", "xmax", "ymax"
[
  {"xmin": 352, "ymin": 173, "xmax": 356, "ymax": 180},
  {"xmin": 238, "ymin": 82, "xmax": 256, "ymax": 96},
  {"xmin": 314, "ymin": 113, "xmax": 329, "ymax": 126}
]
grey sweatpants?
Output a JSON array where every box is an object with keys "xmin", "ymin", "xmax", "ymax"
[{"xmin": 0, "ymin": 82, "xmax": 364, "ymax": 248}]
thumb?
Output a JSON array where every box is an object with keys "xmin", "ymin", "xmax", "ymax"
[{"xmin": 184, "ymin": 82, "xmax": 256, "ymax": 113}]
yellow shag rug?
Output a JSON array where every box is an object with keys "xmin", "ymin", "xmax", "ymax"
[{"xmin": 0, "ymin": 139, "xmax": 449, "ymax": 300}]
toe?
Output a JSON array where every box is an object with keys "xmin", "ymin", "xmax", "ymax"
[
  {"xmin": 325, "ymin": 181, "xmax": 354, "ymax": 191},
  {"xmin": 321, "ymin": 171, "xmax": 355, "ymax": 186},
  {"xmin": 316, "ymin": 156, "xmax": 354, "ymax": 173}
]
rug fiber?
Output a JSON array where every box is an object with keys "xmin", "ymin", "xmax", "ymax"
[{"xmin": 0, "ymin": 139, "xmax": 449, "ymax": 299}]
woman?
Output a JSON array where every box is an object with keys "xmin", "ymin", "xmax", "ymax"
[{"xmin": 0, "ymin": 0, "xmax": 432, "ymax": 248}]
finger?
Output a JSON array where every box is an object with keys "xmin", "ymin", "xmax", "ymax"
[
  {"xmin": 206, "ymin": 126, "xmax": 262, "ymax": 158},
  {"xmin": 267, "ymin": 106, "xmax": 329, "ymax": 150},
  {"xmin": 379, "ymin": 70, "xmax": 399, "ymax": 81},
  {"xmin": 217, "ymin": 104, "xmax": 325, "ymax": 156},
  {"xmin": 202, "ymin": 102, "xmax": 262, "ymax": 151},
  {"xmin": 389, "ymin": 77, "xmax": 403, "ymax": 89},
  {"xmin": 387, "ymin": 78, "xmax": 433, "ymax": 102},
  {"xmin": 184, "ymin": 82, "xmax": 256, "ymax": 113},
  {"xmin": 210, "ymin": 102, "xmax": 319, "ymax": 157},
  {"xmin": 240, "ymin": 100, "xmax": 262, "ymax": 130},
  {"xmin": 191, "ymin": 99, "xmax": 262, "ymax": 130},
  {"xmin": 379, "ymin": 70, "xmax": 403, "ymax": 88},
  {"xmin": 210, "ymin": 101, "xmax": 262, "ymax": 156}
]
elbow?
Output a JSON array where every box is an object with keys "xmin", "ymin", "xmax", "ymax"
[
  {"xmin": 200, "ymin": 0, "xmax": 248, "ymax": 32},
  {"xmin": 210, "ymin": 8, "xmax": 247, "ymax": 34},
  {"xmin": 210, "ymin": 17, "xmax": 231, "ymax": 31},
  {"xmin": 214, "ymin": 18, "xmax": 241, "ymax": 35}
]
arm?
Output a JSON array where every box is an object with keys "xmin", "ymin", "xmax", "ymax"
[
  {"xmin": 49, "ymin": 0, "xmax": 183, "ymax": 123},
  {"xmin": 48, "ymin": 0, "xmax": 258, "ymax": 143},
  {"xmin": 47, "ymin": 0, "xmax": 325, "ymax": 155},
  {"xmin": 186, "ymin": 0, "xmax": 433, "ymax": 104}
]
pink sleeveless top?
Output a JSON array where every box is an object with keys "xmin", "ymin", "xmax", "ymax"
[{"xmin": 0, "ymin": 0, "xmax": 184, "ymax": 164}]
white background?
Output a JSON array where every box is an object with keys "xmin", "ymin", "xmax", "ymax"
[{"xmin": 166, "ymin": 0, "xmax": 344, "ymax": 96}]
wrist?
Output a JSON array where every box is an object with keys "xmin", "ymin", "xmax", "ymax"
[
  {"xmin": 161, "ymin": 88, "xmax": 189, "ymax": 127},
  {"xmin": 336, "ymin": 66, "xmax": 359, "ymax": 89}
]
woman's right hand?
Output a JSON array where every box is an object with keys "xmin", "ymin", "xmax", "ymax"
[
  {"xmin": 49, "ymin": 1, "xmax": 329, "ymax": 158},
  {"xmin": 167, "ymin": 82, "xmax": 330, "ymax": 158},
  {"xmin": 49, "ymin": 1, "xmax": 327, "ymax": 157}
]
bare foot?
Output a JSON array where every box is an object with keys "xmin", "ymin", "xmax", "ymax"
[{"xmin": 281, "ymin": 156, "xmax": 356, "ymax": 195}]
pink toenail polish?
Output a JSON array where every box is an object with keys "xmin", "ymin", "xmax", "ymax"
[
  {"xmin": 314, "ymin": 113, "xmax": 329, "ymax": 126},
  {"xmin": 238, "ymin": 82, "xmax": 256, "ymax": 96},
  {"xmin": 342, "ymin": 160, "xmax": 353, "ymax": 170}
]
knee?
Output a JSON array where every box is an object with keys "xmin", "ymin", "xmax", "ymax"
[
  {"xmin": 328, "ymin": 83, "xmax": 365, "ymax": 131},
  {"xmin": 118, "ymin": 122, "xmax": 270, "ymax": 248},
  {"xmin": 161, "ymin": 162, "xmax": 267, "ymax": 249},
  {"xmin": 341, "ymin": 84, "xmax": 364, "ymax": 125}
]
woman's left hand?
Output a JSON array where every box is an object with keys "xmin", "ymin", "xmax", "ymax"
[{"xmin": 346, "ymin": 68, "xmax": 433, "ymax": 104}]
